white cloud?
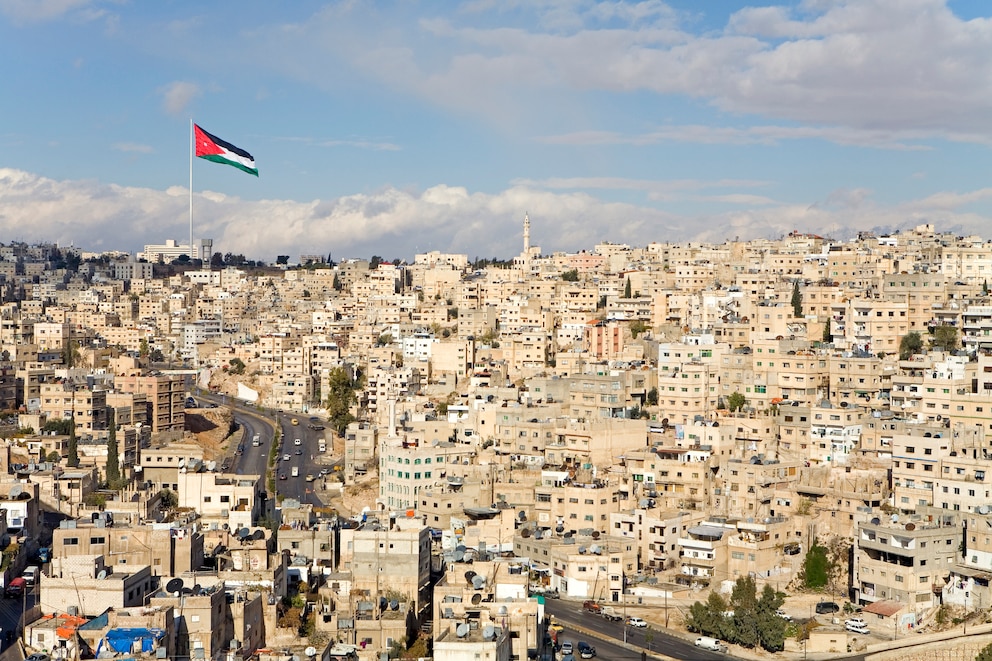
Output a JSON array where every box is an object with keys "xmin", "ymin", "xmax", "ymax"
[
  {"xmin": 159, "ymin": 81, "xmax": 200, "ymax": 116},
  {"xmin": 274, "ymin": 0, "xmax": 992, "ymax": 145},
  {"xmin": 2, "ymin": 168, "xmax": 991, "ymax": 262},
  {"xmin": 0, "ymin": 0, "xmax": 92, "ymax": 23}
]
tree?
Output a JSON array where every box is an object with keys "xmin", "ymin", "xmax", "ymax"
[
  {"xmin": 333, "ymin": 273, "xmax": 342, "ymax": 291},
  {"xmin": 730, "ymin": 575, "xmax": 760, "ymax": 648},
  {"xmin": 276, "ymin": 255, "xmax": 290, "ymax": 265},
  {"xmin": 139, "ymin": 338, "xmax": 149, "ymax": 357},
  {"xmin": 105, "ymin": 409, "xmax": 122, "ymax": 489},
  {"xmin": 325, "ymin": 367, "xmax": 358, "ymax": 435},
  {"xmin": 931, "ymin": 324, "xmax": 959, "ymax": 353},
  {"xmin": 370, "ymin": 255, "xmax": 383, "ymax": 270},
  {"xmin": 646, "ymin": 387, "xmax": 658, "ymax": 406},
  {"xmin": 727, "ymin": 392, "xmax": 746, "ymax": 412},
  {"xmin": 755, "ymin": 583, "xmax": 787, "ymax": 651},
  {"xmin": 799, "ymin": 539, "xmax": 832, "ymax": 589},
  {"xmin": 62, "ymin": 339, "xmax": 81, "ymax": 368},
  {"xmin": 629, "ymin": 320, "xmax": 650, "ymax": 338},
  {"xmin": 899, "ymin": 331, "xmax": 924, "ymax": 360},
  {"xmin": 822, "ymin": 318, "xmax": 831, "ymax": 343},
  {"xmin": 211, "ymin": 252, "xmax": 224, "ymax": 268},
  {"xmin": 976, "ymin": 641, "xmax": 992, "ymax": 661},
  {"xmin": 42, "ymin": 418, "xmax": 74, "ymax": 435},
  {"xmin": 623, "ymin": 277, "xmax": 632, "ymax": 299},
  {"xmin": 791, "ymin": 281, "xmax": 802, "ymax": 317},
  {"xmin": 228, "ymin": 357, "xmax": 246, "ymax": 375},
  {"xmin": 561, "ymin": 268, "xmax": 579, "ymax": 282},
  {"xmin": 67, "ymin": 416, "xmax": 79, "ymax": 468}
]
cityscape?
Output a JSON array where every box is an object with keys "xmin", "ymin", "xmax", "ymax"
[{"xmin": 1, "ymin": 221, "xmax": 992, "ymax": 661}]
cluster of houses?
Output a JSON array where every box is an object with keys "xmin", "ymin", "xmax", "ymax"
[{"xmin": 4, "ymin": 221, "xmax": 992, "ymax": 659}]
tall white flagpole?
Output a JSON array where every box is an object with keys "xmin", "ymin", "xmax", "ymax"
[{"xmin": 189, "ymin": 118, "xmax": 194, "ymax": 262}]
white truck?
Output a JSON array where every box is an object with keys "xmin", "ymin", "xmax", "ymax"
[{"xmin": 599, "ymin": 606, "xmax": 623, "ymax": 622}]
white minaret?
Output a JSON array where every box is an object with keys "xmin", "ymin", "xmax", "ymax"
[{"xmin": 523, "ymin": 212, "xmax": 531, "ymax": 254}]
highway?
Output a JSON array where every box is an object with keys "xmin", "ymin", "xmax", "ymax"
[{"xmin": 545, "ymin": 600, "xmax": 727, "ymax": 661}]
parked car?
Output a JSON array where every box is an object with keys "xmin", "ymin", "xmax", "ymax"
[
  {"xmin": 776, "ymin": 608, "xmax": 792, "ymax": 621},
  {"xmin": 560, "ymin": 642, "xmax": 573, "ymax": 656},
  {"xmin": 845, "ymin": 621, "xmax": 870, "ymax": 635},
  {"xmin": 22, "ymin": 566, "xmax": 39, "ymax": 587},
  {"xmin": 815, "ymin": 601, "xmax": 840, "ymax": 614},
  {"xmin": 27, "ymin": 654, "xmax": 50, "ymax": 661},
  {"xmin": 845, "ymin": 617, "xmax": 867, "ymax": 627},
  {"xmin": 626, "ymin": 617, "xmax": 648, "ymax": 628},
  {"xmin": 577, "ymin": 641, "xmax": 596, "ymax": 658}
]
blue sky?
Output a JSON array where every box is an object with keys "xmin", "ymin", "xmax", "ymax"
[{"xmin": 1, "ymin": 0, "xmax": 991, "ymax": 262}]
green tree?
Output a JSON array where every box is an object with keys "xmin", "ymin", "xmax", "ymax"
[
  {"xmin": 228, "ymin": 357, "xmax": 246, "ymax": 375},
  {"xmin": 62, "ymin": 339, "xmax": 81, "ymax": 368},
  {"xmin": 899, "ymin": 331, "xmax": 924, "ymax": 360},
  {"xmin": 561, "ymin": 268, "xmax": 579, "ymax": 282},
  {"xmin": 930, "ymin": 324, "xmax": 959, "ymax": 353},
  {"xmin": 799, "ymin": 539, "xmax": 832, "ymax": 589},
  {"xmin": 730, "ymin": 575, "xmax": 760, "ymax": 647},
  {"xmin": 139, "ymin": 338, "xmax": 149, "ymax": 357},
  {"xmin": 755, "ymin": 583, "xmax": 787, "ymax": 651},
  {"xmin": 822, "ymin": 318, "xmax": 831, "ymax": 343},
  {"xmin": 325, "ymin": 367, "xmax": 358, "ymax": 435},
  {"xmin": 376, "ymin": 333, "xmax": 394, "ymax": 347},
  {"xmin": 67, "ymin": 416, "xmax": 79, "ymax": 468},
  {"xmin": 727, "ymin": 392, "xmax": 746, "ymax": 412},
  {"xmin": 333, "ymin": 273, "xmax": 342, "ymax": 291},
  {"xmin": 42, "ymin": 418, "xmax": 74, "ymax": 435},
  {"xmin": 276, "ymin": 255, "xmax": 290, "ymax": 265},
  {"xmin": 976, "ymin": 641, "xmax": 992, "ymax": 661},
  {"xmin": 105, "ymin": 408, "xmax": 122, "ymax": 489},
  {"xmin": 791, "ymin": 281, "xmax": 802, "ymax": 317},
  {"xmin": 629, "ymin": 320, "xmax": 650, "ymax": 338},
  {"xmin": 646, "ymin": 387, "xmax": 658, "ymax": 406},
  {"xmin": 623, "ymin": 277, "xmax": 632, "ymax": 299}
]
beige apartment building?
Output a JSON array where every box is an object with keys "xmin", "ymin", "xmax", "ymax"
[
  {"xmin": 114, "ymin": 371, "xmax": 185, "ymax": 434},
  {"xmin": 40, "ymin": 381, "xmax": 107, "ymax": 431}
]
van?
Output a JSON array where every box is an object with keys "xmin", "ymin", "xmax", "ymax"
[
  {"xmin": 694, "ymin": 637, "xmax": 727, "ymax": 652},
  {"xmin": 22, "ymin": 566, "xmax": 39, "ymax": 587},
  {"xmin": 4, "ymin": 577, "xmax": 26, "ymax": 598},
  {"xmin": 291, "ymin": 466, "xmax": 299, "ymax": 478}
]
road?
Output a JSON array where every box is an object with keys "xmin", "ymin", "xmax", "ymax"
[
  {"xmin": 0, "ymin": 585, "xmax": 36, "ymax": 649},
  {"xmin": 545, "ymin": 600, "xmax": 728, "ymax": 661},
  {"xmin": 191, "ymin": 392, "xmax": 332, "ymax": 508}
]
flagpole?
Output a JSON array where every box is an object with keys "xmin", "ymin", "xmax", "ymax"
[{"xmin": 189, "ymin": 118, "xmax": 194, "ymax": 262}]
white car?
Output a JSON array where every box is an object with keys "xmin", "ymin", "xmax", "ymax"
[
  {"xmin": 294, "ymin": 438, "xmax": 302, "ymax": 446},
  {"xmin": 282, "ymin": 453, "xmax": 290, "ymax": 461},
  {"xmin": 845, "ymin": 621, "xmax": 870, "ymax": 635},
  {"xmin": 776, "ymin": 608, "xmax": 792, "ymax": 621},
  {"xmin": 626, "ymin": 617, "xmax": 647, "ymax": 628}
]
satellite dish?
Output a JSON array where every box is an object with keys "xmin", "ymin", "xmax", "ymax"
[
  {"xmin": 454, "ymin": 550, "xmax": 464, "ymax": 562},
  {"xmin": 207, "ymin": 461, "xmax": 217, "ymax": 471},
  {"xmin": 9, "ymin": 484, "xmax": 23, "ymax": 499},
  {"xmin": 456, "ymin": 544, "xmax": 467, "ymax": 553},
  {"xmin": 166, "ymin": 578, "xmax": 184, "ymax": 593},
  {"xmin": 238, "ymin": 527, "xmax": 251, "ymax": 540},
  {"xmin": 390, "ymin": 599, "xmax": 399, "ymax": 611},
  {"xmin": 304, "ymin": 648, "xmax": 317, "ymax": 658},
  {"xmin": 472, "ymin": 575, "xmax": 486, "ymax": 590},
  {"xmin": 96, "ymin": 570, "xmax": 108, "ymax": 580},
  {"xmin": 870, "ymin": 517, "xmax": 881, "ymax": 525},
  {"xmin": 456, "ymin": 623, "xmax": 469, "ymax": 638},
  {"xmin": 590, "ymin": 545, "xmax": 601, "ymax": 555},
  {"xmin": 534, "ymin": 529, "xmax": 543, "ymax": 540},
  {"xmin": 521, "ymin": 529, "xmax": 531, "ymax": 538},
  {"xmin": 518, "ymin": 511, "xmax": 526, "ymax": 521},
  {"xmin": 192, "ymin": 584, "xmax": 202, "ymax": 595},
  {"xmin": 465, "ymin": 571, "xmax": 477, "ymax": 584},
  {"xmin": 498, "ymin": 605, "xmax": 508, "ymax": 616},
  {"xmin": 591, "ymin": 530, "xmax": 600, "ymax": 539},
  {"xmin": 471, "ymin": 593, "xmax": 482, "ymax": 605},
  {"xmin": 555, "ymin": 525, "xmax": 565, "ymax": 534},
  {"xmin": 483, "ymin": 625, "xmax": 496, "ymax": 641},
  {"xmin": 379, "ymin": 597, "xmax": 388, "ymax": 611},
  {"xmin": 252, "ymin": 529, "xmax": 265, "ymax": 541}
]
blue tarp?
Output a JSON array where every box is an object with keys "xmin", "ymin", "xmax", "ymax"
[{"xmin": 103, "ymin": 628, "xmax": 165, "ymax": 654}]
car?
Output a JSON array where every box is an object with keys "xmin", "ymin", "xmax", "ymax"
[
  {"xmin": 291, "ymin": 418, "xmax": 299, "ymax": 425},
  {"xmin": 306, "ymin": 474, "xmax": 316, "ymax": 482},
  {"xmin": 845, "ymin": 617, "xmax": 867, "ymax": 628},
  {"xmin": 279, "ymin": 473, "xmax": 287, "ymax": 480},
  {"xmin": 776, "ymin": 608, "xmax": 792, "ymax": 621},
  {"xmin": 845, "ymin": 621, "xmax": 870, "ymax": 635},
  {"xmin": 626, "ymin": 617, "xmax": 647, "ymax": 628},
  {"xmin": 4, "ymin": 577, "xmax": 26, "ymax": 598},
  {"xmin": 815, "ymin": 601, "xmax": 840, "ymax": 614},
  {"xmin": 295, "ymin": 449, "xmax": 303, "ymax": 455},
  {"xmin": 22, "ymin": 566, "xmax": 39, "ymax": 586},
  {"xmin": 309, "ymin": 424, "xmax": 325, "ymax": 430},
  {"xmin": 577, "ymin": 641, "xmax": 596, "ymax": 658},
  {"xmin": 294, "ymin": 438, "xmax": 302, "ymax": 446},
  {"xmin": 27, "ymin": 654, "xmax": 50, "ymax": 661},
  {"xmin": 282, "ymin": 454, "xmax": 291, "ymax": 461},
  {"xmin": 319, "ymin": 468, "xmax": 330, "ymax": 476},
  {"xmin": 695, "ymin": 637, "xmax": 728, "ymax": 653},
  {"xmin": 560, "ymin": 642, "xmax": 573, "ymax": 655}
]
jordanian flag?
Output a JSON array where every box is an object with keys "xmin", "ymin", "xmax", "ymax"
[{"xmin": 194, "ymin": 124, "xmax": 258, "ymax": 176}]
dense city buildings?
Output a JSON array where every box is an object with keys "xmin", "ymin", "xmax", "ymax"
[{"xmin": 7, "ymin": 222, "xmax": 992, "ymax": 659}]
